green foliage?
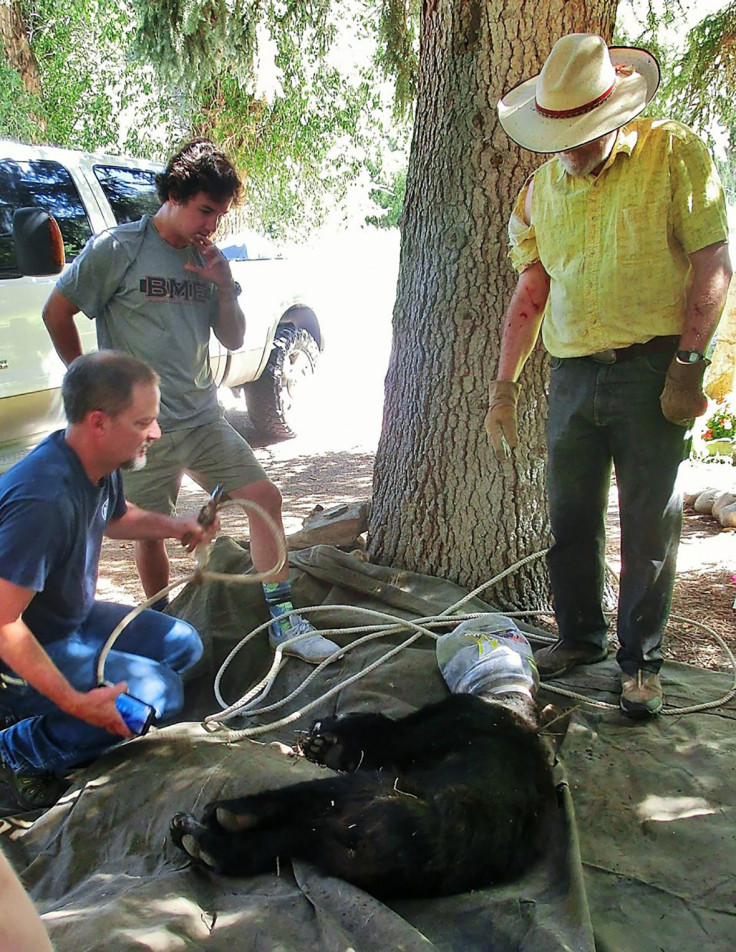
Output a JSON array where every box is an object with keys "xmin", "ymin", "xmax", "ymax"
[
  {"xmin": 132, "ymin": 0, "xmax": 401, "ymax": 236},
  {"xmin": 615, "ymin": 1, "xmax": 736, "ymax": 194},
  {"xmin": 131, "ymin": 0, "xmax": 260, "ymax": 89},
  {"xmin": 0, "ymin": 0, "xmax": 400, "ymax": 233},
  {"xmin": 358, "ymin": 2, "xmax": 419, "ymax": 228},
  {"xmin": 366, "ymin": 165, "xmax": 406, "ymax": 229},
  {"xmin": 0, "ymin": 61, "xmax": 40, "ymax": 141},
  {"xmin": 703, "ymin": 398, "xmax": 736, "ymax": 442},
  {"xmin": 374, "ymin": 0, "xmax": 420, "ymax": 119},
  {"xmin": 191, "ymin": 59, "xmax": 379, "ymax": 237},
  {"xmin": 659, "ymin": 2, "xmax": 735, "ymax": 136},
  {"xmin": 0, "ymin": 0, "xmax": 177, "ymax": 157},
  {"xmin": 131, "ymin": 0, "xmax": 340, "ymax": 92}
]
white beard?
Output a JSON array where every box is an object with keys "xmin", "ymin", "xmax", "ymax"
[
  {"xmin": 558, "ymin": 151, "xmax": 604, "ymax": 177},
  {"xmin": 121, "ymin": 448, "xmax": 149, "ymax": 472},
  {"xmin": 558, "ymin": 132, "xmax": 617, "ymax": 178}
]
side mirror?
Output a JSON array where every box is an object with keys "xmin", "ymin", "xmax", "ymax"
[{"xmin": 12, "ymin": 208, "xmax": 66, "ymax": 276}]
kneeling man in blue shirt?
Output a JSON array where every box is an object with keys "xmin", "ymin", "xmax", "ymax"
[{"xmin": 0, "ymin": 351, "xmax": 214, "ymax": 810}]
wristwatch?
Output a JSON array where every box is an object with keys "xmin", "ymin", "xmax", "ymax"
[
  {"xmin": 218, "ymin": 280, "xmax": 242, "ymax": 299},
  {"xmin": 676, "ymin": 349, "xmax": 705, "ymax": 364}
]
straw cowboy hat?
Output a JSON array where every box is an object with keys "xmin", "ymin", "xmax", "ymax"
[{"xmin": 497, "ymin": 33, "xmax": 660, "ymax": 153}]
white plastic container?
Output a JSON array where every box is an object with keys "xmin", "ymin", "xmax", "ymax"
[{"xmin": 436, "ymin": 614, "xmax": 539, "ymax": 699}]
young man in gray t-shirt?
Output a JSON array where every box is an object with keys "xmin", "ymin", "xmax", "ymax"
[{"xmin": 43, "ymin": 139, "xmax": 338, "ymax": 665}]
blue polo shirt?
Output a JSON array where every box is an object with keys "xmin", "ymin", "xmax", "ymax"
[{"xmin": 0, "ymin": 431, "xmax": 127, "ymax": 646}]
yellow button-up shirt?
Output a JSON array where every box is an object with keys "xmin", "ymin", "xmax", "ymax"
[{"xmin": 508, "ymin": 118, "xmax": 729, "ymax": 357}]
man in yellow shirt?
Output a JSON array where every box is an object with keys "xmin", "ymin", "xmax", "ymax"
[{"xmin": 486, "ymin": 34, "xmax": 732, "ymax": 717}]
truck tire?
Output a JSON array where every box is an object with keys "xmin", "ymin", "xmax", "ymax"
[{"xmin": 244, "ymin": 325, "xmax": 320, "ymax": 442}]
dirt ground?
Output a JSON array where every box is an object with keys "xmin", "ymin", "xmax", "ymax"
[{"xmin": 97, "ymin": 441, "xmax": 736, "ymax": 674}]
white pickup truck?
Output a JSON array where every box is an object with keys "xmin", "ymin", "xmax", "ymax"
[{"xmin": 0, "ymin": 139, "xmax": 323, "ymax": 470}]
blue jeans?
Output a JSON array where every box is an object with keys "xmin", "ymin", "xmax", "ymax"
[
  {"xmin": 546, "ymin": 352, "xmax": 688, "ymax": 676},
  {"xmin": 0, "ymin": 602, "xmax": 203, "ymax": 775}
]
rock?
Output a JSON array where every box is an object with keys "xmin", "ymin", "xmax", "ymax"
[
  {"xmin": 693, "ymin": 488, "xmax": 721, "ymax": 514},
  {"xmin": 718, "ymin": 502, "xmax": 736, "ymax": 528},
  {"xmin": 712, "ymin": 492, "xmax": 736, "ymax": 523},
  {"xmin": 286, "ymin": 501, "xmax": 371, "ymax": 550}
]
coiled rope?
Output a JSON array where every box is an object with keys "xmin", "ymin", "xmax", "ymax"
[
  {"xmin": 201, "ymin": 551, "xmax": 736, "ymax": 736},
  {"xmin": 95, "ymin": 497, "xmax": 288, "ymax": 686},
  {"xmin": 96, "ymin": 515, "xmax": 736, "ymax": 732}
]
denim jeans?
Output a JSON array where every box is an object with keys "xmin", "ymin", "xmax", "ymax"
[
  {"xmin": 546, "ymin": 351, "xmax": 688, "ymax": 676},
  {"xmin": 0, "ymin": 602, "xmax": 203, "ymax": 775}
]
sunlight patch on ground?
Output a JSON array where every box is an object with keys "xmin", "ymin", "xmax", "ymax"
[
  {"xmin": 636, "ymin": 795, "xmax": 717, "ymax": 823},
  {"xmin": 677, "ymin": 531, "xmax": 733, "ymax": 572},
  {"xmin": 96, "ymin": 576, "xmax": 137, "ymax": 606}
]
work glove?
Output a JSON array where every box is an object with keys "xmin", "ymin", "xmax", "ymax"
[
  {"xmin": 485, "ymin": 380, "xmax": 520, "ymax": 460},
  {"xmin": 659, "ymin": 357, "xmax": 709, "ymax": 427}
]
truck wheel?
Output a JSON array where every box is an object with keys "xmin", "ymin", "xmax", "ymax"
[{"xmin": 244, "ymin": 326, "xmax": 320, "ymax": 442}]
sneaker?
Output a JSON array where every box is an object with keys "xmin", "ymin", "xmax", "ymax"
[
  {"xmin": 0, "ymin": 757, "xmax": 71, "ymax": 811},
  {"xmin": 534, "ymin": 641, "xmax": 609, "ymax": 680},
  {"xmin": 269, "ymin": 615, "xmax": 341, "ymax": 664},
  {"xmin": 620, "ymin": 671, "xmax": 663, "ymax": 718}
]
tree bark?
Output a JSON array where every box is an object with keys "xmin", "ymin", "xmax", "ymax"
[
  {"xmin": 368, "ymin": 0, "xmax": 618, "ymax": 609},
  {"xmin": 0, "ymin": 1, "xmax": 42, "ymax": 96}
]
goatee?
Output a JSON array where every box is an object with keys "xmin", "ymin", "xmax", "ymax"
[{"xmin": 121, "ymin": 449, "xmax": 149, "ymax": 472}]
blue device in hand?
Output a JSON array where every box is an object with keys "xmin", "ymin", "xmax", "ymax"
[{"xmin": 115, "ymin": 692, "xmax": 155, "ymax": 735}]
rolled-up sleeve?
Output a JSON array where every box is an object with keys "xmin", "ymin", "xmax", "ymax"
[{"xmin": 508, "ymin": 179, "xmax": 540, "ymax": 273}]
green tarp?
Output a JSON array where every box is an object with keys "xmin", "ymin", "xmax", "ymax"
[{"xmin": 2, "ymin": 541, "xmax": 734, "ymax": 952}]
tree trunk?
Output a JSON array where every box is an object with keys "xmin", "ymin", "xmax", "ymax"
[
  {"xmin": 0, "ymin": 1, "xmax": 42, "ymax": 96},
  {"xmin": 368, "ymin": 0, "xmax": 618, "ymax": 610}
]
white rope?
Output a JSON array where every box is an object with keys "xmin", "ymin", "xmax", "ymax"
[
  {"xmin": 95, "ymin": 502, "xmax": 735, "ymax": 729},
  {"xmin": 206, "ymin": 549, "xmax": 736, "ymax": 737},
  {"xmin": 214, "ymin": 613, "xmax": 492, "ymax": 719},
  {"xmin": 207, "ymin": 549, "xmax": 551, "ymax": 717},
  {"xmin": 95, "ymin": 497, "xmax": 287, "ymax": 686},
  {"xmin": 206, "ymin": 608, "xmax": 496, "ymax": 729}
]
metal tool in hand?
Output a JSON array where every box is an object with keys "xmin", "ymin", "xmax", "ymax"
[
  {"xmin": 198, "ymin": 484, "xmax": 226, "ymax": 528},
  {"xmin": 182, "ymin": 484, "xmax": 226, "ymax": 545}
]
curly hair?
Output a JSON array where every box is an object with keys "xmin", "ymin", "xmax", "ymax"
[{"xmin": 156, "ymin": 139, "xmax": 243, "ymax": 206}]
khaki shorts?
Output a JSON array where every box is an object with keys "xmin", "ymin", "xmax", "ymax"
[{"xmin": 122, "ymin": 418, "xmax": 268, "ymax": 515}]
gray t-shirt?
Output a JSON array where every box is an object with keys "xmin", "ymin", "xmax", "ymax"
[{"xmin": 57, "ymin": 217, "xmax": 222, "ymax": 431}]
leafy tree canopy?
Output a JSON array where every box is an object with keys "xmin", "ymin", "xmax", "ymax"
[
  {"xmin": 0, "ymin": 0, "xmax": 412, "ymax": 235},
  {"xmin": 132, "ymin": 0, "xmax": 415, "ymax": 234},
  {"xmin": 615, "ymin": 0, "xmax": 736, "ymax": 197},
  {"xmin": 2, "ymin": 0, "xmax": 730, "ymax": 234},
  {"xmin": 0, "ymin": 0, "xmax": 176, "ymax": 152}
]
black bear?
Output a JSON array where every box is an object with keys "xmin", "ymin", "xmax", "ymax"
[{"xmin": 170, "ymin": 693, "xmax": 559, "ymax": 899}]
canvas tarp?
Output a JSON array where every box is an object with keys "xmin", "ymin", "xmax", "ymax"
[{"xmin": 1, "ymin": 540, "xmax": 734, "ymax": 952}]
